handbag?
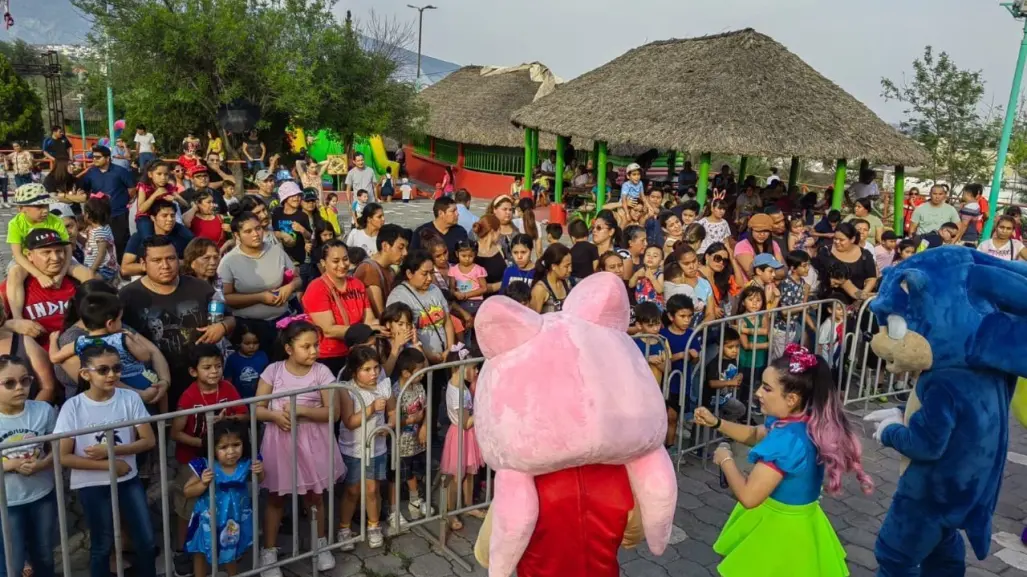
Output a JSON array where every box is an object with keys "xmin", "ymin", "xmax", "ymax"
[
  {"xmin": 322, "ymin": 274, "xmax": 353, "ymax": 327},
  {"xmin": 398, "ymin": 283, "xmax": 447, "ymax": 348}
]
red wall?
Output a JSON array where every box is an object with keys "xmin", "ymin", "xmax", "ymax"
[{"xmin": 404, "ymin": 146, "xmax": 515, "ymax": 200}]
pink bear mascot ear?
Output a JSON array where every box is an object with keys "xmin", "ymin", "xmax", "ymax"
[{"xmin": 474, "ymin": 272, "xmax": 677, "ymax": 577}]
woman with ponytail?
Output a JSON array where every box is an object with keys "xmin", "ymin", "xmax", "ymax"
[{"xmin": 694, "ymin": 344, "xmax": 872, "ymax": 577}]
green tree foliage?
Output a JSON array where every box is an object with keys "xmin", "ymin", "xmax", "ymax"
[
  {"xmin": 70, "ymin": 0, "xmax": 422, "ymax": 162},
  {"xmin": 882, "ymin": 46, "xmax": 998, "ymax": 185},
  {"xmin": 0, "ymin": 53, "xmax": 45, "ymax": 145}
]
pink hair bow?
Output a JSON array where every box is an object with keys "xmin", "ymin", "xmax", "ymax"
[
  {"xmin": 89, "ymin": 192, "xmax": 108, "ymax": 200},
  {"xmin": 783, "ymin": 343, "xmax": 818, "ymax": 374},
  {"xmin": 275, "ymin": 314, "xmax": 311, "ymax": 330},
  {"xmin": 450, "ymin": 343, "xmax": 470, "ymax": 360}
]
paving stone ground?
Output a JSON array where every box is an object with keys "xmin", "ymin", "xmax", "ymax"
[{"xmin": 1, "ymin": 199, "xmax": 1025, "ymax": 577}]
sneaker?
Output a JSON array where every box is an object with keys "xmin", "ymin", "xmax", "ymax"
[
  {"xmin": 314, "ymin": 537, "xmax": 335, "ymax": 571},
  {"xmin": 387, "ymin": 512, "xmax": 409, "ymax": 535},
  {"xmin": 173, "ymin": 551, "xmax": 192, "ymax": 577},
  {"xmin": 336, "ymin": 527, "xmax": 355, "ymax": 552},
  {"xmin": 408, "ymin": 498, "xmax": 425, "ymax": 520},
  {"xmin": 259, "ymin": 548, "xmax": 282, "ymax": 577},
  {"xmin": 367, "ymin": 525, "xmax": 385, "ymax": 549}
]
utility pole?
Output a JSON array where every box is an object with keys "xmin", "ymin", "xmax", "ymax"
[
  {"xmin": 407, "ymin": 4, "xmax": 437, "ymax": 89},
  {"xmin": 104, "ymin": 1, "xmax": 116, "ymax": 146},
  {"xmin": 985, "ymin": 1, "xmax": 1027, "ymax": 238}
]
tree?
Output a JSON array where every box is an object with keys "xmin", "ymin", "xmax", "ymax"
[
  {"xmin": 882, "ymin": 46, "xmax": 999, "ymax": 185},
  {"xmin": 70, "ymin": 0, "xmax": 423, "ymax": 179},
  {"xmin": 0, "ymin": 53, "xmax": 45, "ymax": 145}
]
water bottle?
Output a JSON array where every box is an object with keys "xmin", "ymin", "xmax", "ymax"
[{"xmin": 208, "ymin": 286, "xmax": 226, "ymax": 324}]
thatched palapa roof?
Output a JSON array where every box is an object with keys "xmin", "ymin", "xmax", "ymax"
[
  {"xmin": 418, "ymin": 63, "xmax": 561, "ymax": 149},
  {"xmin": 510, "ymin": 29, "xmax": 928, "ymax": 166}
]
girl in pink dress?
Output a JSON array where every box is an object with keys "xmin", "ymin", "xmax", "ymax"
[
  {"xmin": 449, "ymin": 241, "xmax": 488, "ymax": 316},
  {"xmin": 254, "ymin": 316, "xmax": 344, "ymax": 577},
  {"xmin": 440, "ymin": 345, "xmax": 486, "ymax": 530}
]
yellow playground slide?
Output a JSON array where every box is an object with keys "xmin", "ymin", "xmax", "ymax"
[{"xmin": 369, "ymin": 135, "xmax": 399, "ymax": 180}]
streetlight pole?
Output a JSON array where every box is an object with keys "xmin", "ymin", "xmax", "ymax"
[
  {"xmin": 407, "ymin": 4, "xmax": 437, "ymax": 88},
  {"xmin": 104, "ymin": 0, "xmax": 115, "ymax": 146},
  {"xmin": 985, "ymin": 1, "xmax": 1027, "ymax": 239}
]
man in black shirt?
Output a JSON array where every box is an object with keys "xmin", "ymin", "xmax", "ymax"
[
  {"xmin": 410, "ymin": 196, "xmax": 468, "ymax": 264},
  {"xmin": 119, "ymin": 236, "xmax": 234, "ymax": 407},
  {"xmin": 42, "ymin": 126, "xmax": 73, "ymax": 162}
]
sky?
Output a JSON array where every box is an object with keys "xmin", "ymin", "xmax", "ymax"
[{"xmin": 337, "ymin": 0, "xmax": 1027, "ymax": 123}]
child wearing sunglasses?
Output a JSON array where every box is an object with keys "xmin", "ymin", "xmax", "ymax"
[
  {"xmin": 53, "ymin": 343, "xmax": 158, "ymax": 577},
  {"xmin": 0, "ymin": 355, "xmax": 57, "ymax": 577}
]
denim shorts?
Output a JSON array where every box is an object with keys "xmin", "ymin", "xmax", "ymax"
[{"xmin": 343, "ymin": 453, "xmax": 387, "ymax": 484}]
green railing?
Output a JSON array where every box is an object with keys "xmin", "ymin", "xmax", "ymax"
[
  {"xmin": 412, "ymin": 134, "xmax": 431, "ymax": 157},
  {"xmin": 434, "ymin": 139, "xmax": 459, "ymax": 164},
  {"xmin": 66, "ymin": 119, "xmax": 112, "ymax": 140},
  {"xmin": 464, "ymin": 145, "xmax": 525, "ymax": 176}
]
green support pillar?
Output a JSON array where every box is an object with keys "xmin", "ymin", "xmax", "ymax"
[
  {"xmin": 555, "ymin": 135, "xmax": 566, "ymax": 204},
  {"xmin": 788, "ymin": 157, "xmax": 800, "ymax": 195},
  {"xmin": 832, "ymin": 159, "xmax": 847, "ymax": 210},
  {"xmin": 985, "ymin": 17, "xmax": 1027, "ymax": 239},
  {"xmin": 523, "ymin": 128, "xmax": 532, "ymax": 194},
  {"xmin": 893, "ymin": 165, "xmax": 905, "ymax": 234},
  {"xmin": 696, "ymin": 152, "xmax": 712, "ymax": 208},
  {"xmin": 738, "ymin": 156, "xmax": 748, "ymax": 185},
  {"xmin": 531, "ymin": 129, "xmax": 540, "ymax": 170},
  {"xmin": 596, "ymin": 141, "xmax": 609, "ymax": 209}
]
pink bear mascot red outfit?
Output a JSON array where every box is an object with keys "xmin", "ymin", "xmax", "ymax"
[{"xmin": 471, "ymin": 272, "xmax": 678, "ymax": 577}]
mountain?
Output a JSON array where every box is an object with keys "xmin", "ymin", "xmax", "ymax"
[{"xmin": 4, "ymin": 0, "xmax": 460, "ymax": 85}]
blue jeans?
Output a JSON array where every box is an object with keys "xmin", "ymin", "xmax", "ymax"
[
  {"xmin": 247, "ymin": 160, "xmax": 265, "ymax": 173},
  {"xmin": 13, "ymin": 174, "xmax": 31, "ymax": 189},
  {"xmin": 78, "ymin": 478, "xmax": 156, "ymax": 577},
  {"xmin": 138, "ymin": 152, "xmax": 156, "ymax": 169},
  {"xmin": 0, "ymin": 492, "xmax": 56, "ymax": 577}
]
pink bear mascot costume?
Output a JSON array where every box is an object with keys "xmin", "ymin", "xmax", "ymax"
[{"xmin": 471, "ymin": 272, "xmax": 678, "ymax": 577}]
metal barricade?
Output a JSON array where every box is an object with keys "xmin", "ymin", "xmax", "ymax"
[
  {"xmin": 386, "ymin": 357, "xmax": 489, "ymax": 572},
  {"xmin": 0, "ymin": 382, "xmax": 378, "ymax": 577},
  {"xmin": 841, "ymin": 297, "xmax": 914, "ymax": 413},
  {"xmin": 669, "ymin": 298, "xmax": 846, "ymax": 472}
]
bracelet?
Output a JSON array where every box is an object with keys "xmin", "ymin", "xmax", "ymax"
[
  {"xmin": 718, "ymin": 456, "xmax": 733, "ymax": 467},
  {"xmin": 714, "ymin": 416, "xmax": 722, "ymax": 430}
]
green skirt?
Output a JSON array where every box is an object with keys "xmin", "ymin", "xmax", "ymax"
[{"xmin": 713, "ymin": 497, "xmax": 849, "ymax": 577}]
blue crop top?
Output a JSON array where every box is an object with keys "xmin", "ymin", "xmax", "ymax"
[{"xmin": 747, "ymin": 415, "xmax": 824, "ymax": 506}]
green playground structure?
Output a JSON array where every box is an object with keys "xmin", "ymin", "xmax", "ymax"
[{"xmin": 301, "ymin": 129, "xmax": 398, "ymax": 179}]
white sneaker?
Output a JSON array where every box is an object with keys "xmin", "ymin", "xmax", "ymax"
[
  {"xmin": 336, "ymin": 527, "xmax": 355, "ymax": 552},
  {"xmin": 259, "ymin": 548, "xmax": 282, "ymax": 577},
  {"xmin": 407, "ymin": 498, "xmax": 425, "ymax": 519},
  {"xmin": 367, "ymin": 525, "xmax": 385, "ymax": 549},
  {"xmin": 387, "ymin": 512, "xmax": 409, "ymax": 535},
  {"xmin": 315, "ymin": 537, "xmax": 335, "ymax": 571}
]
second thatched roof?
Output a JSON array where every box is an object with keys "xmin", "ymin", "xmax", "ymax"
[
  {"xmin": 511, "ymin": 29, "xmax": 928, "ymax": 167},
  {"xmin": 418, "ymin": 63, "xmax": 560, "ymax": 149}
]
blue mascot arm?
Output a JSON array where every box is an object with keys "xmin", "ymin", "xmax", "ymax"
[{"xmin": 880, "ymin": 376, "xmax": 957, "ymax": 461}]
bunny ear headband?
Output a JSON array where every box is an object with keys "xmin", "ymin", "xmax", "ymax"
[
  {"xmin": 275, "ymin": 314, "xmax": 312, "ymax": 330},
  {"xmin": 783, "ymin": 343, "xmax": 817, "ymax": 374},
  {"xmin": 450, "ymin": 343, "xmax": 470, "ymax": 360}
]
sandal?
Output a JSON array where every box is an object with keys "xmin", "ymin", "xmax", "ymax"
[
  {"xmin": 448, "ymin": 516, "xmax": 463, "ymax": 531},
  {"xmin": 22, "ymin": 563, "xmax": 32, "ymax": 577},
  {"xmin": 466, "ymin": 509, "xmax": 487, "ymax": 520}
]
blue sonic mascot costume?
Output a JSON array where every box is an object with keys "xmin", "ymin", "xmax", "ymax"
[{"xmin": 865, "ymin": 246, "xmax": 1022, "ymax": 577}]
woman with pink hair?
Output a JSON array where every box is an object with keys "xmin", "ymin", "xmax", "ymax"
[{"xmin": 695, "ymin": 344, "xmax": 873, "ymax": 577}]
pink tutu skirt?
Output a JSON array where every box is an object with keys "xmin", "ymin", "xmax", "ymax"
[
  {"xmin": 441, "ymin": 425, "xmax": 485, "ymax": 476},
  {"xmin": 261, "ymin": 421, "xmax": 345, "ymax": 495}
]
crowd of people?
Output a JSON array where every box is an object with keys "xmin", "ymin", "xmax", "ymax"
[{"xmin": 0, "ymin": 133, "xmax": 1018, "ymax": 577}]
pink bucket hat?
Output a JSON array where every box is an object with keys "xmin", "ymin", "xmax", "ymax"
[{"xmin": 278, "ymin": 181, "xmax": 302, "ymax": 202}]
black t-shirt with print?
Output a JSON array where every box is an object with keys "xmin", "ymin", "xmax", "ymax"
[
  {"xmin": 570, "ymin": 241, "xmax": 599, "ymax": 279},
  {"xmin": 119, "ymin": 276, "xmax": 216, "ymax": 405},
  {"xmin": 272, "ymin": 206, "xmax": 309, "ymax": 264}
]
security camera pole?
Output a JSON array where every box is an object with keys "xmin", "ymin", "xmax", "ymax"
[{"xmin": 984, "ymin": 1, "xmax": 1027, "ymax": 238}]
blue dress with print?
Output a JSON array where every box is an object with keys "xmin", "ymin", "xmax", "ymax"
[{"xmin": 184, "ymin": 458, "xmax": 254, "ymax": 565}]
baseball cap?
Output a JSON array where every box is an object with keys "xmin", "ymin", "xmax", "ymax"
[
  {"xmin": 25, "ymin": 229, "xmax": 69, "ymax": 250},
  {"xmin": 13, "ymin": 183, "xmax": 53, "ymax": 206},
  {"xmin": 187, "ymin": 165, "xmax": 208, "ymax": 177},
  {"xmin": 278, "ymin": 181, "xmax": 302, "ymax": 202},
  {"xmin": 753, "ymin": 253, "xmax": 783, "ymax": 269},
  {"xmin": 49, "ymin": 202, "xmax": 76, "ymax": 219},
  {"xmin": 255, "ymin": 169, "xmax": 273, "ymax": 182},
  {"xmin": 343, "ymin": 323, "xmax": 380, "ymax": 349},
  {"xmin": 626, "ymin": 162, "xmax": 642, "ymax": 174},
  {"xmin": 748, "ymin": 213, "xmax": 774, "ymax": 232},
  {"xmin": 302, "ymin": 188, "xmax": 319, "ymax": 202}
]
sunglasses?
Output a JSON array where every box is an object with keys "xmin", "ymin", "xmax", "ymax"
[
  {"xmin": 0, "ymin": 375, "xmax": 33, "ymax": 390},
  {"xmin": 86, "ymin": 364, "xmax": 124, "ymax": 377},
  {"xmin": 711, "ymin": 254, "xmax": 727, "ymax": 263},
  {"xmin": 592, "ymin": 226, "xmax": 608, "ymax": 232}
]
